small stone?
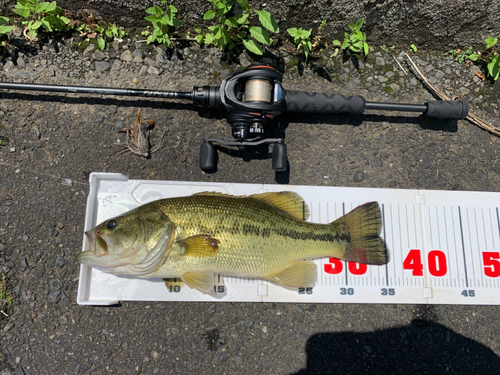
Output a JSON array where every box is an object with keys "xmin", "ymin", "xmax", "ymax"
[
  {"xmin": 133, "ymin": 49, "xmax": 143, "ymax": 58},
  {"xmin": 435, "ymin": 70, "xmax": 445, "ymax": 80},
  {"xmin": 50, "ymin": 279, "xmax": 62, "ymax": 291},
  {"xmin": 120, "ymin": 50, "xmax": 133, "ymax": 62},
  {"xmin": 133, "ymin": 56, "xmax": 143, "ymax": 63},
  {"xmin": 62, "ymin": 178, "xmax": 72, "ymax": 187},
  {"xmin": 15, "ymin": 367, "xmax": 25, "ymax": 375},
  {"xmin": 49, "ymin": 291, "xmax": 61, "ymax": 304},
  {"xmin": 235, "ymin": 356, "xmax": 243, "ymax": 365},
  {"xmin": 17, "ymin": 58, "xmax": 26, "ymax": 69},
  {"xmin": 55, "ymin": 256, "xmax": 65, "ymax": 268},
  {"xmin": 375, "ymin": 56, "xmax": 385, "ymax": 66},
  {"xmin": 83, "ymin": 44, "xmax": 95, "ymax": 54},
  {"xmin": 492, "ymin": 162, "xmax": 500, "ymax": 174},
  {"xmin": 60, "ymin": 292, "xmax": 70, "ymax": 302},
  {"xmin": 92, "ymin": 50, "xmax": 105, "ymax": 61},
  {"xmin": 147, "ymin": 66, "xmax": 160, "ymax": 75},
  {"xmin": 95, "ymin": 61, "xmax": 111, "ymax": 71},
  {"xmin": 363, "ymin": 345, "xmax": 372, "ymax": 354},
  {"xmin": 459, "ymin": 87, "xmax": 470, "ymax": 95},
  {"xmin": 17, "ymin": 258, "xmax": 27, "ymax": 272},
  {"xmin": 389, "ymin": 181, "xmax": 397, "ymax": 188},
  {"xmin": 3, "ymin": 61, "xmax": 14, "ymax": 72},
  {"xmin": 144, "ymin": 57, "xmax": 156, "ymax": 66},
  {"xmin": 218, "ymin": 353, "xmax": 228, "ymax": 365},
  {"xmin": 377, "ymin": 76, "xmax": 388, "ymax": 83},
  {"xmin": 389, "ymin": 83, "xmax": 400, "ymax": 91},
  {"xmin": 353, "ymin": 171, "xmax": 365, "ymax": 182},
  {"xmin": 114, "ymin": 121, "xmax": 124, "ymax": 130},
  {"xmin": 239, "ymin": 51, "xmax": 251, "ymax": 66},
  {"xmin": 111, "ymin": 60, "xmax": 121, "ymax": 70},
  {"xmin": 424, "ymin": 64, "xmax": 434, "ymax": 73},
  {"xmin": 139, "ymin": 65, "xmax": 148, "ymax": 76}
]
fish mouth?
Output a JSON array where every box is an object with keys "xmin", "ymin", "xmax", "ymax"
[{"xmin": 77, "ymin": 230, "xmax": 111, "ymax": 265}]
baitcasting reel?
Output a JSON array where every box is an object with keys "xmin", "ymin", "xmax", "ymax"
[{"xmin": 0, "ymin": 64, "xmax": 469, "ymax": 172}]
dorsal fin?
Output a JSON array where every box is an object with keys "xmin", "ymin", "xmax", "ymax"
[
  {"xmin": 250, "ymin": 191, "xmax": 310, "ymax": 221},
  {"xmin": 192, "ymin": 191, "xmax": 232, "ymax": 197}
]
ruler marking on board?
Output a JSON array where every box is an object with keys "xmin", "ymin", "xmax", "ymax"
[
  {"xmin": 382, "ymin": 204, "xmax": 389, "ymax": 287},
  {"xmin": 458, "ymin": 207, "xmax": 469, "ymax": 288},
  {"xmin": 468, "ymin": 207, "xmax": 477, "ymax": 286},
  {"xmin": 451, "ymin": 207, "xmax": 462, "ymax": 288},
  {"xmin": 444, "ymin": 206, "xmax": 454, "ymax": 287},
  {"xmin": 342, "ymin": 202, "xmax": 348, "ymax": 286},
  {"xmin": 389, "ymin": 204, "xmax": 398, "ymax": 287},
  {"xmin": 474, "ymin": 207, "xmax": 486, "ymax": 288}
]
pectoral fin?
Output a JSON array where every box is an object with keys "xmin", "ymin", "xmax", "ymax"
[
  {"xmin": 181, "ymin": 271, "xmax": 215, "ymax": 293},
  {"xmin": 177, "ymin": 234, "xmax": 220, "ymax": 257},
  {"xmin": 265, "ymin": 261, "xmax": 317, "ymax": 288}
]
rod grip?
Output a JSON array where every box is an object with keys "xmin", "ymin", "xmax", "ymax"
[
  {"xmin": 285, "ymin": 91, "xmax": 366, "ymax": 114},
  {"xmin": 425, "ymin": 100, "xmax": 469, "ymax": 119}
]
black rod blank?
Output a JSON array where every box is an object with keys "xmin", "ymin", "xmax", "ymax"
[
  {"xmin": 365, "ymin": 102, "xmax": 427, "ymax": 112},
  {"xmin": 0, "ymin": 82, "xmax": 193, "ymax": 100}
]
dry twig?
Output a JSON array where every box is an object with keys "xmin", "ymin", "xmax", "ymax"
[
  {"xmin": 116, "ymin": 109, "xmax": 165, "ymax": 158},
  {"xmin": 405, "ymin": 53, "xmax": 500, "ymax": 137}
]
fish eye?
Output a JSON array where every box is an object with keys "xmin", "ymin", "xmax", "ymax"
[{"xmin": 107, "ymin": 220, "xmax": 117, "ymax": 230}]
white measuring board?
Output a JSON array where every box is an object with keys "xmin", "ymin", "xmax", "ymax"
[{"xmin": 77, "ymin": 173, "xmax": 500, "ymax": 305}]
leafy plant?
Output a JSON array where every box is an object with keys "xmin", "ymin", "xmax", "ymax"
[
  {"xmin": 0, "ymin": 17, "xmax": 13, "ymax": 38},
  {"xmin": 410, "ymin": 44, "xmax": 417, "ymax": 53},
  {"xmin": 287, "ymin": 28, "xmax": 312, "ymax": 60},
  {"xmin": 447, "ymin": 46, "xmax": 478, "ymax": 64},
  {"xmin": 312, "ymin": 20, "xmax": 327, "ymax": 49},
  {"xmin": 447, "ymin": 34, "xmax": 500, "ymax": 81},
  {"xmin": 1, "ymin": 274, "xmax": 13, "ymax": 316},
  {"xmin": 105, "ymin": 23, "xmax": 125, "ymax": 40},
  {"xmin": 195, "ymin": 0, "xmax": 279, "ymax": 55},
  {"xmin": 483, "ymin": 34, "xmax": 499, "ymax": 81},
  {"xmin": 380, "ymin": 44, "xmax": 395, "ymax": 53},
  {"xmin": 13, "ymin": 0, "xmax": 70, "ymax": 40},
  {"xmin": 144, "ymin": 0, "xmax": 180, "ymax": 47},
  {"xmin": 332, "ymin": 18, "xmax": 369, "ymax": 57}
]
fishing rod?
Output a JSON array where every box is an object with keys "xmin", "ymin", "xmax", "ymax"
[{"xmin": 0, "ymin": 64, "xmax": 469, "ymax": 171}]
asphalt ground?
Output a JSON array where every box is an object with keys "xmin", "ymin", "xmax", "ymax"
[{"xmin": 1, "ymin": 37, "xmax": 500, "ymax": 374}]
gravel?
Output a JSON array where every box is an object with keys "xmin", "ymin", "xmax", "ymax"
[{"xmin": 0, "ymin": 34, "xmax": 499, "ymax": 374}]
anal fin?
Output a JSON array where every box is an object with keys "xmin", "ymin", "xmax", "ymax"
[
  {"xmin": 265, "ymin": 261, "xmax": 317, "ymax": 288},
  {"xmin": 181, "ymin": 271, "xmax": 215, "ymax": 294}
]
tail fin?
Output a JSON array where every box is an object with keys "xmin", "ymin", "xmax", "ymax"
[{"xmin": 332, "ymin": 202, "xmax": 389, "ymax": 265}]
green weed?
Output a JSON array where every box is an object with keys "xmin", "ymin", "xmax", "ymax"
[
  {"xmin": 195, "ymin": 0, "xmax": 279, "ymax": 55},
  {"xmin": 13, "ymin": 0, "xmax": 70, "ymax": 40},
  {"xmin": 332, "ymin": 18, "xmax": 369, "ymax": 58},
  {"xmin": 144, "ymin": 0, "xmax": 180, "ymax": 48}
]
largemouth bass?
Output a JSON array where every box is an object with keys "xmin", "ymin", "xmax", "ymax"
[{"xmin": 77, "ymin": 192, "xmax": 389, "ymax": 293}]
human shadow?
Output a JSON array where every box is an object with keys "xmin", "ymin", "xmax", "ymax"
[{"xmin": 293, "ymin": 319, "xmax": 500, "ymax": 375}]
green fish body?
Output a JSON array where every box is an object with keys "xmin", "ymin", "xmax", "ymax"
[{"xmin": 77, "ymin": 192, "xmax": 389, "ymax": 293}]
